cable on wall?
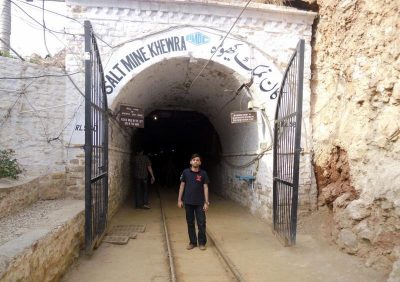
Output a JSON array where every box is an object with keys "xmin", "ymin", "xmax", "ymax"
[{"xmin": 41, "ymin": 0, "xmax": 51, "ymax": 57}]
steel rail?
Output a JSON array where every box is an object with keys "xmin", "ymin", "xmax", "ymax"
[
  {"xmin": 158, "ymin": 188, "xmax": 242, "ymax": 282},
  {"xmin": 206, "ymin": 229, "xmax": 244, "ymax": 282},
  {"xmin": 157, "ymin": 188, "xmax": 177, "ymax": 282}
]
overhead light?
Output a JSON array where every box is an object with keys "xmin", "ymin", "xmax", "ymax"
[
  {"xmin": 247, "ymin": 100, "xmax": 265, "ymax": 111},
  {"xmin": 153, "ymin": 115, "xmax": 158, "ymax": 121}
]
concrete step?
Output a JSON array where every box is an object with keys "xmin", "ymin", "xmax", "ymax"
[
  {"xmin": 0, "ymin": 174, "xmax": 65, "ymax": 220},
  {"xmin": 0, "ymin": 199, "xmax": 84, "ymax": 282}
]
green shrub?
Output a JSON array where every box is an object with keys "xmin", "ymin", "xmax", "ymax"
[
  {"xmin": 0, "ymin": 149, "xmax": 22, "ymax": 179},
  {"xmin": 0, "ymin": 50, "xmax": 13, "ymax": 58}
]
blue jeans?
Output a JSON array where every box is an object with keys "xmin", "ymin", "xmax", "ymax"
[
  {"xmin": 134, "ymin": 178, "xmax": 148, "ymax": 207},
  {"xmin": 185, "ymin": 204, "xmax": 207, "ymax": 246}
]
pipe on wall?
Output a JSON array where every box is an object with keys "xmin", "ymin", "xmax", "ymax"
[{"xmin": 0, "ymin": 0, "xmax": 11, "ymax": 53}]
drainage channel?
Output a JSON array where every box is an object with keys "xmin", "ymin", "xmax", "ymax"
[{"xmin": 157, "ymin": 188, "xmax": 242, "ymax": 282}]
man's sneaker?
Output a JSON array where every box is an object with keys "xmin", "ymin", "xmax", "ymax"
[
  {"xmin": 199, "ymin": 245, "xmax": 206, "ymax": 251},
  {"xmin": 186, "ymin": 244, "xmax": 196, "ymax": 250},
  {"xmin": 143, "ymin": 204, "xmax": 151, "ymax": 209}
]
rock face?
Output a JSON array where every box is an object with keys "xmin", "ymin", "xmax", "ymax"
[
  {"xmin": 315, "ymin": 146, "xmax": 358, "ymax": 208},
  {"xmin": 308, "ymin": 0, "xmax": 400, "ymax": 276}
]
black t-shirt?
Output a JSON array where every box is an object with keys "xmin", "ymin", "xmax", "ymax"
[{"xmin": 180, "ymin": 168, "xmax": 210, "ymax": 205}]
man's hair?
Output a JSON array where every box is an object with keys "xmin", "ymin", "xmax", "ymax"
[{"xmin": 190, "ymin": 153, "xmax": 201, "ymax": 161}]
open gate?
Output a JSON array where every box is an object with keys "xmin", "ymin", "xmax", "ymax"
[
  {"xmin": 84, "ymin": 21, "xmax": 109, "ymax": 251},
  {"xmin": 272, "ymin": 39, "xmax": 305, "ymax": 246}
]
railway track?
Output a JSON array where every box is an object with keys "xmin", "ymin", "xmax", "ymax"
[{"xmin": 157, "ymin": 188, "xmax": 243, "ymax": 282}]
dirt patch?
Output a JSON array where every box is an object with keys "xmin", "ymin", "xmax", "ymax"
[
  {"xmin": 297, "ymin": 205, "xmax": 334, "ymax": 242},
  {"xmin": 314, "ymin": 146, "xmax": 358, "ymax": 208},
  {"xmin": 28, "ymin": 49, "xmax": 66, "ymax": 69}
]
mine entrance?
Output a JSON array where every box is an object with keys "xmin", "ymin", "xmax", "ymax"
[{"xmin": 132, "ymin": 110, "xmax": 222, "ymax": 189}]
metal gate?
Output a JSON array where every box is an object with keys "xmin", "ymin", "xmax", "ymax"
[
  {"xmin": 272, "ymin": 39, "xmax": 304, "ymax": 246},
  {"xmin": 84, "ymin": 20, "xmax": 109, "ymax": 251}
]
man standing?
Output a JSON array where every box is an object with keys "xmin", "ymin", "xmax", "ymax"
[
  {"xmin": 133, "ymin": 149, "xmax": 155, "ymax": 209},
  {"xmin": 177, "ymin": 154, "xmax": 210, "ymax": 250}
]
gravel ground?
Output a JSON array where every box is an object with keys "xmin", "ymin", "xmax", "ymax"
[{"xmin": 0, "ymin": 199, "xmax": 81, "ymax": 246}]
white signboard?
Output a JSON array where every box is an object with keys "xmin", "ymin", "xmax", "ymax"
[{"xmin": 103, "ymin": 27, "xmax": 281, "ymax": 107}]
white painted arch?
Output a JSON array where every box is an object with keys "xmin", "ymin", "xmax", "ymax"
[{"xmin": 105, "ymin": 26, "xmax": 282, "ymax": 153}]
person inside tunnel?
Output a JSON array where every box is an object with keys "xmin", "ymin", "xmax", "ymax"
[
  {"xmin": 132, "ymin": 148, "xmax": 155, "ymax": 209},
  {"xmin": 177, "ymin": 153, "xmax": 210, "ymax": 251}
]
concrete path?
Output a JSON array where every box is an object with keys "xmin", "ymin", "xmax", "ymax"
[
  {"xmin": 207, "ymin": 194, "xmax": 386, "ymax": 282},
  {"xmin": 61, "ymin": 197, "xmax": 170, "ymax": 282},
  {"xmin": 62, "ymin": 189, "xmax": 387, "ymax": 282}
]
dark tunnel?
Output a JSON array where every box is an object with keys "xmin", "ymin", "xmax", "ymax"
[{"xmin": 132, "ymin": 110, "xmax": 222, "ymax": 188}]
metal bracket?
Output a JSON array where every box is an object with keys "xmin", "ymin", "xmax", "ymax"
[
  {"xmin": 236, "ymin": 175, "xmax": 256, "ymax": 190},
  {"xmin": 235, "ymin": 175, "xmax": 256, "ymax": 181}
]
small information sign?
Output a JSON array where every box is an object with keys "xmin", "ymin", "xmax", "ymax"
[
  {"xmin": 119, "ymin": 105, "xmax": 144, "ymax": 128},
  {"xmin": 230, "ymin": 111, "xmax": 257, "ymax": 124}
]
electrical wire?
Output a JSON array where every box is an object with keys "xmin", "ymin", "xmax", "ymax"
[
  {"xmin": 21, "ymin": 89, "xmax": 51, "ymax": 141},
  {"xmin": 48, "ymin": 97, "xmax": 84, "ymax": 143},
  {"xmin": 221, "ymin": 146, "xmax": 272, "ymax": 169},
  {"xmin": 13, "ymin": 13, "xmax": 46, "ymax": 31},
  {"xmin": 0, "ymin": 78, "xmax": 38, "ymax": 128},
  {"xmin": 13, "ymin": 0, "xmax": 112, "ymax": 48},
  {"xmin": 218, "ymin": 77, "xmax": 253, "ymax": 114},
  {"xmin": 11, "ymin": 0, "xmax": 76, "ymax": 36},
  {"xmin": 10, "ymin": 0, "xmax": 93, "ymax": 88},
  {"xmin": 0, "ymin": 38, "xmax": 25, "ymax": 61},
  {"xmin": 11, "ymin": 0, "xmax": 87, "ymax": 73},
  {"xmin": 1, "ymin": 2, "xmax": 111, "ymax": 148},
  {"xmin": 0, "ymin": 79, "xmax": 85, "ymax": 143},
  {"xmin": 15, "ymin": 0, "xmax": 80, "ymax": 24},
  {"xmin": 64, "ymin": 70, "xmax": 85, "ymax": 98},
  {"xmin": 42, "ymin": 0, "xmax": 51, "ymax": 56},
  {"xmin": 188, "ymin": 0, "xmax": 252, "ymax": 91},
  {"xmin": 0, "ymin": 71, "xmax": 81, "ymax": 80}
]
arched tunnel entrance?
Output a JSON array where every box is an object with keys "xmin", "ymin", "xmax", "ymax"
[
  {"xmin": 108, "ymin": 52, "xmax": 272, "ymax": 215},
  {"xmin": 134, "ymin": 110, "xmax": 222, "ymax": 189},
  {"xmin": 101, "ymin": 25, "xmax": 311, "ymax": 229}
]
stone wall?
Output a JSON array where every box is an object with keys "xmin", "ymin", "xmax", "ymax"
[
  {"xmin": 0, "ymin": 209, "xmax": 84, "ymax": 282},
  {"xmin": 0, "ymin": 56, "xmax": 81, "ymax": 176},
  {"xmin": 0, "ymin": 56, "xmax": 90, "ymax": 198},
  {"xmin": 108, "ymin": 117, "xmax": 133, "ymax": 217},
  {"xmin": 308, "ymin": 0, "xmax": 400, "ymax": 274},
  {"xmin": 65, "ymin": 151, "xmax": 85, "ymax": 199}
]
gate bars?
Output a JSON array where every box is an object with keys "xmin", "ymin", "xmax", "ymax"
[
  {"xmin": 84, "ymin": 21, "xmax": 109, "ymax": 251},
  {"xmin": 272, "ymin": 39, "xmax": 305, "ymax": 246}
]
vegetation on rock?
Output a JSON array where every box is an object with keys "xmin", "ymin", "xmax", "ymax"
[{"xmin": 0, "ymin": 149, "xmax": 22, "ymax": 179}]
